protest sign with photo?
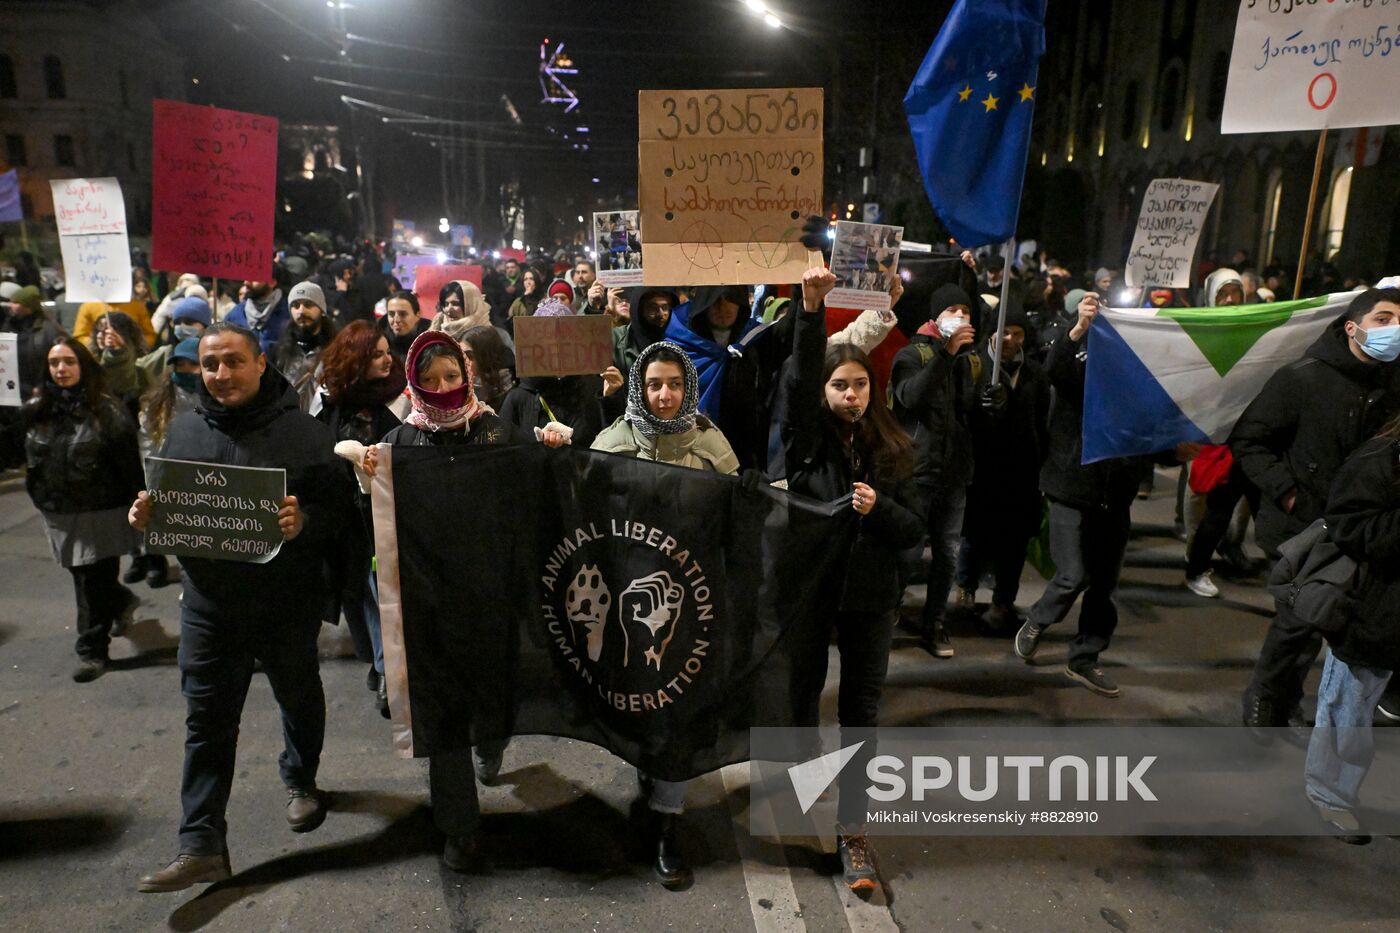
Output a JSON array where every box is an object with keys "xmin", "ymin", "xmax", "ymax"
[
  {"xmin": 151, "ymin": 100, "xmax": 279, "ymax": 282},
  {"xmin": 1124, "ymin": 179, "xmax": 1219, "ymax": 289},
  {"xmin": 513, "ymin": 315, "xmax": 614, "ymax": 378},
  {"xmin": 49, "ymin": 177, "xmax": 131, "ymax": 303},
  {"xmin": 638, "ymin": 87, "xmax": 823, "ymax": 285},
  {"xmin": 829, "ymin": 221, "xmax": 904, "ymax": 312},
  {"xmin": 593, "ymin": 210, "xmax": 643, "ymax": 287},
  {"xmin": 392, "ymin": 219, "xmax": 416, "ymax": 248},
  {"xmin": 0, "ymin": 334, "xmax": 20, "ymax": 407},
  {"xmin": 413, "ymin": 263, "xmax": 484, "ymax": 317},
  {"xmin": 143, "ymin": 457, "xmax": 286, "ymax": 564},
  {"xmin": 391, "ymin": 254, "xmax": 434, "ymax": 293},
  {"xmin": 1221, "ymin": 1, "xmax": 1400, "ymax": 133}
]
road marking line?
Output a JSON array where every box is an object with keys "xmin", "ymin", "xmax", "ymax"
[
  {"xmin": 722, "ymin": 762, "xmax": 806, "ymax": 932},
  {"xmin": 817, "ymin": 835, "xmax": 900, "ymax": 932}
]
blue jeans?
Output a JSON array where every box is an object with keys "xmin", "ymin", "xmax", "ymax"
[
  {"xmin": 1304, "ymin": 649, "xmax": 1392, "ymax": 812},
  {"xmin": 649, "ymin": 778, "xmax": 689, "ymax": 814}
]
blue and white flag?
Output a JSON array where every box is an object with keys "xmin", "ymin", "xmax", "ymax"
[{"xmin": 1082, "ymin": 295, "xmax": 1352, "ymax": 463}]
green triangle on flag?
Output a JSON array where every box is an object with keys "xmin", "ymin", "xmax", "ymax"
[{"xmin": 1156, "ymin": 297, "xmax": 1330, "ymax": 377}]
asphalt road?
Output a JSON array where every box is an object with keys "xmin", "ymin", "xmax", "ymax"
[{"xmin": 2, "ymin": 466, "xmax": 1398, "ymax": 932}]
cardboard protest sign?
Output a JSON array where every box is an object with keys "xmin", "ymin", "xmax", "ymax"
[
  {"xmin": 638, "ymin": 88, "xmax": 823, "ymax": 285},
  {"xmin": 513, "ymin": 315, "xmax": 614, "ymax": 377},
  {"xmin": 151, "ymin": 100, "xmax": 278, "ymax": 281},
  {"xmin": 0, "ymin": 334, "xmax": 20, "ymax": 407},
  {"xmin": 143, "ymin": 457, "xmax": 286, "ymax": 564},
  {"xmin": 1221, "ymin": 2, "xmax": 1400, "ymax": 133},
  {"xmin": 1124, "ymin": 179, "xmax": 1219, "ymax": 289},
  {"xmin": 413, "ymin": 263, "xmax": 484, "ymax": 317},
  {"xmin": 593, "ymin": 210, "xmax": 643, "ymax": 287},
  {"xmin": 829, "ymin": 221, "xmax": 903, "ymax": 312},
  {"xmin": 49, "ymin": 177, "xmax": 131, "ymax": 303}
]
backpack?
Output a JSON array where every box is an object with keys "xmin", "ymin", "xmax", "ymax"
[{"xmin": 1266, "ymin": 518, "xmax": 1361, "ymax": 634}]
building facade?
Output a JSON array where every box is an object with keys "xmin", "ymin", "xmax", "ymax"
[{"xmin": 0, "ymin": 0, "xmax": 185, "ymax": 236}]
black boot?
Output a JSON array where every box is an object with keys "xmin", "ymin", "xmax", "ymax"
[
  {"xmin": 122, "ymin": 554, "xmax": 148, "ymax": 585},
  {"xmin": 145, "ymin": 554, "xmax": 170, "ymax": 588},
  {"xmin": 652, "ymin": 812, "xmax": 691, "ymax": 889}
]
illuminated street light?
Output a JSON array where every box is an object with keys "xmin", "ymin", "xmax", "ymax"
[
  {"xmin": 410, "ymin": 235, "xmax": 424, "ymax": 248},
  {"xmin": 743, "ymin": 0, "xmax": 765, "ymax": 13},
  {"xmin": 764, "ymin": 12, "xmax": 782, "ymax": 28}
]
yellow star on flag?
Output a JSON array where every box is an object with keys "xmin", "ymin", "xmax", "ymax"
[
  {"xmin": 981, "ymin": 93, "xmax": 999, "ymax": 112},
  {"xmin": 957, "ymin": 84, "xmax": 973, "ymax": 102},
  {"xmin": 1018, "ymin": 83, "xmax": 1035, "ymax": 102}
]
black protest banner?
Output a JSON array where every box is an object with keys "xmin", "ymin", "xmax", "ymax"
[
  {"xmin": 144, "ymin": 456, "xmax": 286, "ymax": 564},
  {"xmin": 371, "ymin": 444, "xmax": 853, "ymax": 780}
]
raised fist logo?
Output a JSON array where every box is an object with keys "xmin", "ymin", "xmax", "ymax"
[
  {"xmin": 619, "ymin": 571, "xmax": 686, "ymax": 670},
  {"xmin": 565, "ymin": 564, "xmax": 611, "ymax": 662}
]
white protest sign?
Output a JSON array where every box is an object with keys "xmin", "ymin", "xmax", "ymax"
[
  {"xmin": 828, "ymin": 221, "xmax": 903, "ymax": 311},
  {"xmin": 1221, "ymin": 1, "xmax": 1400, "ymax": 133},
  {"xmin": 0, "ymin": 334, "xmax": 20, "ymax": 406},
  {"xmin": 49, "ymin": 177, "xmax": 131, "ymax": 303},
  {"xmin": 1124, "ymin": 179, "xmax": 1219, "ymax": 290}
]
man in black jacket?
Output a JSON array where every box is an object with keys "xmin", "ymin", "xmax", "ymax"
[
  {"xmin": 889, "ymin": 283, "xmax": 980, "ymax": 657},
  {"xmin": 1014, "ymin": 293, "xmax": 1142, "ymax": 697},
  {"xmin": 1233, "ymin": 288, "xmax": 1400, "ymax": 731},
  {"xmin": 128, "ymin": 322, "xmax": 353, "ymax": 893}
]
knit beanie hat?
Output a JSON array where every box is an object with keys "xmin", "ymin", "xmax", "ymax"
[
  {"xmin": 172, "ymin": 295, "xmax": 212, "ymax": 326},
  {"xmin": 547, "ymin": 280, "xmax": 575, "ymax": 302},
  {"xmin": 287, "ymin": 280, "xmax": 327, "ymax": 312},
  {"xmin": 11, "ymin": 285, "xmax": 42, "ymax": 314},
  {"xmin": 534, "ymin": 297, "xmax": 574, "ymax": 318}
]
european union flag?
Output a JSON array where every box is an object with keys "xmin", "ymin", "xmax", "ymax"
[
  {"xmin": 0, "ymin": 169, "xmax": 21, "ymax": 223},
  {"xmin": 903, "ymin": 0, "xmax": 1047, "ymax": 249}
]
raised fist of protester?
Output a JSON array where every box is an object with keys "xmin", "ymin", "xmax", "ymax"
[
  {"xmin": 600, "ymin": 366, "xmax": 624, "ymax": 398},
  {"xmin": 588, "ymin": 281, "xmax": 606, "ymax": 308},
  {"xmin": 277, "ymin": 495, "xmax": 304, "ymax": 541},
  {"xmin": 980, "ymin": 383, "xmax": 1008, "ymax": 414},
  {"xmin": 128, "ymin": 490, "xmax": 152, "ymax": 531},
  {"xmin": 802, "ymin": 266, "xmax": 837, "ymax": 311},
  {"xmin": 799, "ymin": 214, "xmax": 829, "ymax": 252},
  {"xmin": 1070, "ymin": 292, "xmax": 1100, "ymax": 341},
  {"xmin": 852, "ymin": 481, "xmax": 877, "ymax": 516}
]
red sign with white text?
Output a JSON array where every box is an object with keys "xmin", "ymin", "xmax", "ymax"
[
  {"xmin": 151, "ymin": 100, "xmax": 278, "ymax": 282},
  {"xmin": 413, "ymin": 263, "xmax": 484, "ymax": 317}
]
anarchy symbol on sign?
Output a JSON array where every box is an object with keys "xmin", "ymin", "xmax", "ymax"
[{"xmin": 680, "ymin": 222, "xmax": 725, "ymax": 270}]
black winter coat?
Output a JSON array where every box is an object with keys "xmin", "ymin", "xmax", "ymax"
[
  {"xmin": 964, "ymin": 347, "xmax": 1051, "ymax": 541},
  {"xmin": 1037, "ymin": 327, "xmax": 1142, "ymax": 512},
  {"xmin": 782, "ymin": 304, "xmax": 924, "ymax": 613},
  {"xmin": 1325, "ymin": 437, "xmax": 1400, "ymax": 671},
  {"xmin": 888, "ymin": 335, "xmax": 978, "ymax": 489},
  {"xmin": 1230, "ymin": 317, "xmax": 1400, "ymax": 555},
  {"xmin": 24, "ymin": 393, "xmax": 143, "ymax": 513},
  {"xmin": 381, "ymin": 411, "xmax": 534, "ymax": 449},
  {"xmin": 498, "ymin": 376, "xmax": 606, "ymax": 449},
  {"xmin": 2, "ymin": 309, "xmax": 65, "ymax": 398},
  {"xmin": 159, "ymin": 367, "xmax": 354, "ymax": 622}
]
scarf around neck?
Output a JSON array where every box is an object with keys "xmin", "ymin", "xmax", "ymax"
[
  {"xmin": 244, "ymin": 288, "xmax": 283, "ymax": 329},
  {"xmin": 624, "ymin": 340, "xmax": 699, "ymax": 436}
]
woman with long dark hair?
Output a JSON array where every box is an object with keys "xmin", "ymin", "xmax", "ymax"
[
  {"xmin": 458, "ymin": 324, "xmax": 516, "ymax": 411},
  {"xmin": 317, "ymin": 320, "xmax": 409, "ymax": 716},
  {"xmin": 379, "ymin": 290, "xmax": 429, "ymax": 363},
  {"xmin": 23, "ymin": 335, "xmax": 145, "ymax": 682},
  {"xmin": 781, "ymin": 267, "xmax": 923, "ymax": 892},
  {"xmin": 507, "ymin": 267, "xmax": 545, "ymax": 320}
]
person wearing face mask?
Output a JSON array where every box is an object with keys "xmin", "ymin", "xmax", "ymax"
[
  {"xmin": 271, "ymin": 281, "xmax": 336, "ymax": 412},
  {"xmin": 23, "ymin": 335, "xmax": 144, "ymax": 683},
  {"xmin": 1233, "ymin": 288, "xmax": 1400, "ymax": 736},
  {"xmin": 360, "ymin": 331, "xmax": 564, "ymax": 874},
  {"xmin": 378, "ymin": 290, "xmax": 429, "ymax": 364},
  {"xmin": 888, "ymin": 283, "xmax": 984, "ymax": 658},
  {"xmin": 139, "ymin": 295, "xmax": 213, "ymax": 384},
  {"xmin": 783, "ymin": 267, "xmax": 924, "ymax": 894},
  {"xmin": 590, "ymin": 340, "xmax": 738, "ymax": 888}
]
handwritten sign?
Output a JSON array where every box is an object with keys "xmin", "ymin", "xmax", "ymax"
[
  {"xmin": 49, "ymin": 177, "xmax": 132, "ymax": 303},
  {"xmin": 594, "ymin": 210, "xmax": 643, "ymax": 287},
  {"xmin": 1221, "ymin": 1, "xmax": 1400, "ymax": 133},
  {"xmin": 829, "ymin": 221, "xmax": 903, "ymax": 312},
  {"xmin": 1124, "ymin": 179, "xmax": 1220, "ymax": 289},
  {"xmin": 0, "ymin": 334, "xmax": 20, "ymax": 407},
  {"xmin": 413, "ymin": 263, "xmax": 484, "ymax": 317},
  {"xmin": 151, "ymin": 100, "xmax": 278, "ymax": 281},
  {"xmin": 513, "ymin": 315, "xmax": 614, "ymax": 377},
  {"xmin": 638, "ymin": 88, "xmax": 823, "ymax": 286},
  {"xmin": 143, "ymin": 457, "xmax": 286, "ymax": 564}
]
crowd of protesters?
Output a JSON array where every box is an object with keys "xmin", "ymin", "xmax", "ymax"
[{"xmin": 4, "ymin": 226, "xmax": 1400, "ymax": 894}]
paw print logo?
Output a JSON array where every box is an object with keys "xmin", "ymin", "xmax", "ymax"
[{"xmin": 565, "ymin": 564, "xmax": 612, "ymax": 662}]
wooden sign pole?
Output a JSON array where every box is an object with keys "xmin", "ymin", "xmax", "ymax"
[{"xmin": 1293, "ymin": 128, "xmax": 1328, "ymax": 300}]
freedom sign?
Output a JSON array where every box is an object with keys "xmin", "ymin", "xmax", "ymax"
[{"xmin": 1221, "ymin": 1, "xmax": 1400, "ymax": 133}]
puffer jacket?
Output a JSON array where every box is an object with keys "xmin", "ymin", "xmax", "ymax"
[
  {"xmin": 592, "ymin": 415, "xmax": 739, "ymax": 474},
  {"xmin": 24, "ymin": 393, "xmax": 143, "ymax": 513}
]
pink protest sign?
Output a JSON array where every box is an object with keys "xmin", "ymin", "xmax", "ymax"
[{"xmin": 151, "ymin": 100, "xmax": 279, "ymax": 281}]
